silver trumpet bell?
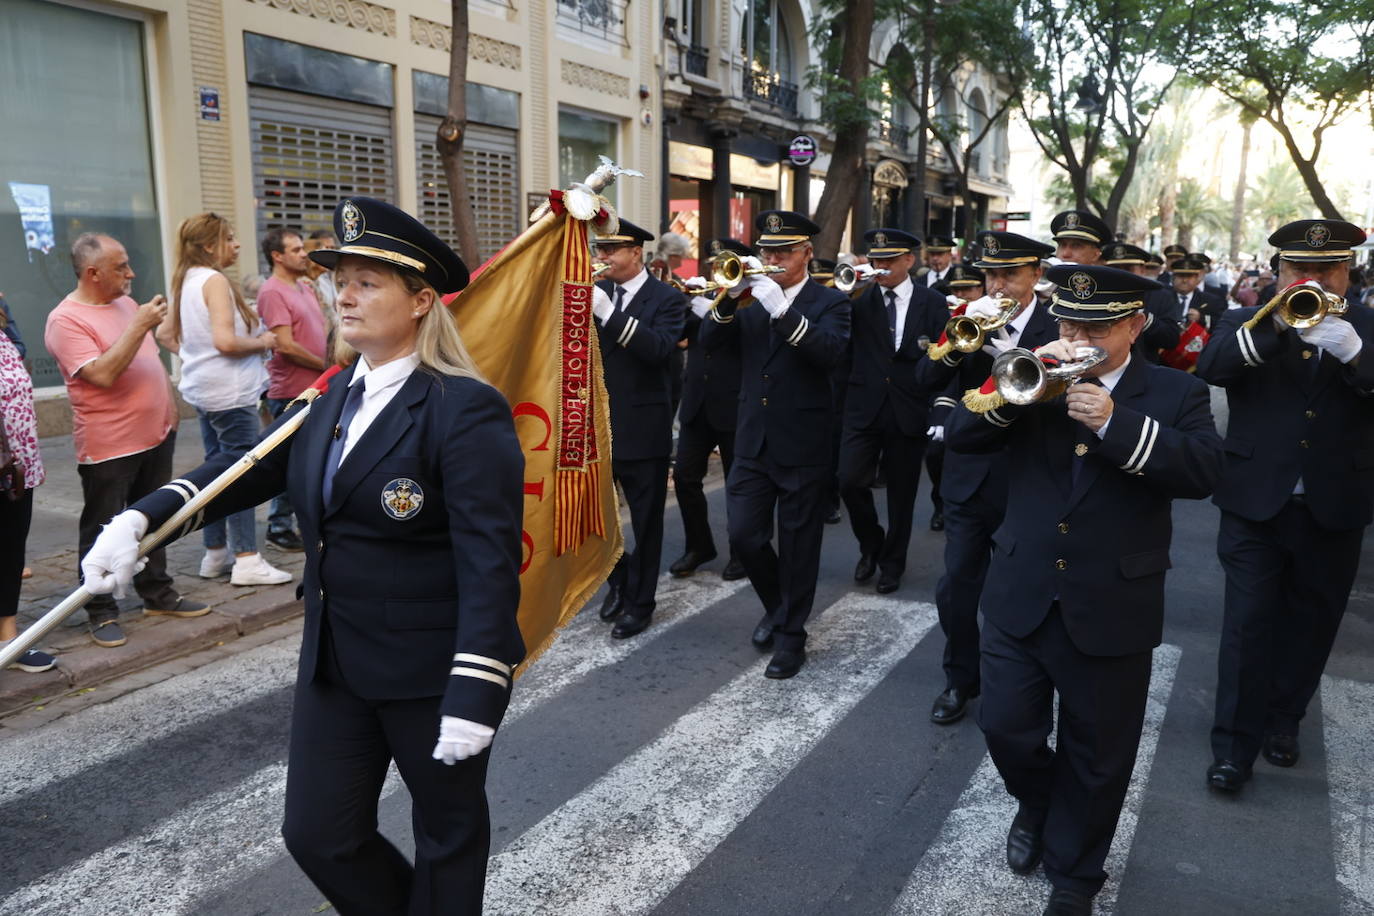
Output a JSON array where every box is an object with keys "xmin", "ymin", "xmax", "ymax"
[{"xmin": 991, "ymin": 345, "xmax": 1108, "ymax": 405}]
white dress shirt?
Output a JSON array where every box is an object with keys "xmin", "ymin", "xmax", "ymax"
[
  {"xmin": 338, "ymin": 352, "xmax": 422, "ymax": 463},
  {"xmin": 1089, "ymin": 353, "xmax": 1130, "ymax": 439},
  {"xmin": 926, "ymin": 266, "xmax": 949, "ymax": 287},
  {"xmin": 1004, "ymin": 297, "xmax": 1038, "ymax": 348},
  {"xmin": 880, "ymin": 277, "xmax": 914, "ymax": 344},
  {"xmin": 611, "ymin": 267, "xmax": 649, "ymax": 309}
]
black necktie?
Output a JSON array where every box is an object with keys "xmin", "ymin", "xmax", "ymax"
[
  {"xmin": 885, "ymin": 289, "xmax": 899, "ymax": 346},
  {"xmin": 1071, "ymin": 378, "xmax": 1105, "ymax": 487},
  {"xmin": 1178, "ymin": 293, "xmax": 1189, "ymax": 320},
  {"xmin": 614, "ymin": 286, "xmax": 626, "ymax": 311},
  {"xmin": 322, "ymin": 381, "xmax": 366, "ymax": 505}
]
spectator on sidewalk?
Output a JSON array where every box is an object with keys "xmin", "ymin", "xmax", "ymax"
[
  {"xmin": 1, "ymin": 293, "xmax": 26, "ymax": 359},
  {"xmin": 304, "ymin": 230, "xmax": 339, "ymax": 352},
  {"xmin": 158, "ymin": 213, "xmax": 292, "ymax": 589},
  {"xmin": 1, "ymin": 312, "xmax": 55, "ymax": 672},
  {"xmin": 257, "ymin": 228, "xmax": 327, "ymax": 552},
  {"xmin": 43, "ymin": 233, "xmax": 209, "ymax": 648}
]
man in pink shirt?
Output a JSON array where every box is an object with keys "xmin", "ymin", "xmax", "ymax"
[
  {"xmin": 44, "ymin": 233, "xmax": 209, "ymax": 648},
  {"xmin": 257, "ymin": 228, "xmax": 328, "ymax": 552}
]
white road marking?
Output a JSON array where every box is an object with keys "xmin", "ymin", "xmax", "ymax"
[
  {"xmin": 890, "ymin": 644, "xmax": 1182, "ymax": 915},
  {"xmin": 0, "ymin": 639, "xmax": 299, "ymax": 806},
  {"xmin": 482, "ymin": 596, "xmax": 939, "ymax": 916},
  {"xmin": 1321, "ymin": 675, "xmax": 1374, "ymax": 915}
]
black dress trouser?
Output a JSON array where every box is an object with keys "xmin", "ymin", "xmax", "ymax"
[
  {"xmin": 979, "ymin": 607, "xmax": 1153, "ymax": 896},
  {"xmin": 934, "ymin": 484, "xmax": 1004, "ymax": 692},
  {"xmin": 672, "ymin": 410, "xmax": 735, "ymax": 559},
  {"xmin": 1211, "ymin": 501, "xmax": 1363, "ymax": 766},
  {"xmin": 837, "ymin": 405, "xmax": 927, "ymax": 577},
  {"xmin": 609, "ymin": 456, "xmax": 670, "ymax": 619}
]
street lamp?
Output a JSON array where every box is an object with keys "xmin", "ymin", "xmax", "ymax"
[{"xmin": 1074, "ymin": 76, "xmax": 1105, "ymax": 115}]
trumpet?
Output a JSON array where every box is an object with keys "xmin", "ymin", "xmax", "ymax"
[
  {"xmin": 1259, "ymin": 280, "xmax": 1348, "ymax": 329},
  {"xmin": 945, "ymin": 298, "xmax": 1023, "ymax": 353},
  {"xmin": 710, "ymin": 250, "xmax": 784, "ymax": 289},
  {"xmin": 592, "ymin": 261, "xmax": 611, "ymax": 279},
  {"xmin": 991, "ymin": 345, "xmax": 1107, "ymax": 405},
  {"xmin": 833, "ymin": 263, "xmax": 890, "ymax": 293}
]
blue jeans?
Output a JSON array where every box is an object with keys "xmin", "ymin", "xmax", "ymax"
[
  {"xmin": 265, "ymin": 397, "xmax": 297, "ymax": 535},
  {"xmin": 196, "ymin": 405, "xmax": 261, "ymax": 554}
]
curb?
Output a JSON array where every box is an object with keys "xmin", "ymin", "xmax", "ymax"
[{"xmin": 0, "ymin": 594, "xmax": 303, "ymax": 718}]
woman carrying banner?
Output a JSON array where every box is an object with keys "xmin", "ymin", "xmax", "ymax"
[{"xmin": 79, "ymin": 197, "xmax": 526, "ymax": 915}]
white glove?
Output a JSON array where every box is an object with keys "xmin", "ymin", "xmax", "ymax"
[
  {"xmin": 854, "ymin": 263, "xmax": 884, "ymax": 280},
  {"xmin": 946, "ymin": 294, "xmax": 962, "ymax": 309},
  {"xmin": 741, "ymin": 255, "xmax": 765, "ymax": 272},
  {"xmin": 683, "ymin": 276, "xmax": 708, "ymax": 291},
  {"xmin": 690, "ymin": 295, "xmax": 714, "ymax": 319},
  {"xmin": 81, "ymin": 510, "xmax": 149, "ymax": 599},
  {"xmin": 965, "ymin": 295, "xmax": 1004, "ymax": 322},
  {"xmin": 981, "ymin": 328, "xmax": 1016, "ymax": 357},
  {"xmin": 927, "ymin": 425, "xmax": 945, "ymax": 442},
  {"xmin": 727, "ymin": 256, "xmax": 766, "ymax": 297},
  {"xmin": 432, "ymin": 715, "xmax": 495, "ymax": 765},
  {"xmin": 1298, "ymin": 319, "xmax": 1363, "ymax": 364},
  {"xmin": 749, "ymin": 275, "xmax": 788, "ymax": 317},
  {"xmin": 591, "ymin": 285, "xmax": 615, "ymax": 322}
]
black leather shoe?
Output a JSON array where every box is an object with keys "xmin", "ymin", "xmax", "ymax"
[
  {"xmin": 1043, "ymin": 887, "xmax": 1094, "ymax": 915},
  {"xmin": 1206, "ymin": 759, "xmax": 1251, "ymax": 792},
  {"xmin": 826, "ymin": 507, "xmax": 842, "ymax": 524},
  {"xmin": 929, "ymin": 513, "xmax": 945, "ymax": 532},
  {"xmin": 266, "ymin": 529, "xmax": 305, "ymax": 552},
  {"xmin": 853, "ymin": 553, "xmax": 878, "ymax": 583},
  {"xmin": 669, "ymin": 549, "xmax": 717, "ymax": 578},
  {"xmin": 598, "ymin": 585, "xmax": 624, "ymax": 621},
  {"xmin": 721, "ymin": 556, "xmax": 747, "ymax": 581},
  {"xmin": 751, "ymin": 617, "xmax": 775, "ymax": 651},
  {"xmin": 1262, "ymin": 733, "xmax": 1300, "ymax": 768},
  {"xmin": 876, "ymin": 572, "xmax": 901, "ymax": 594},
  {"xmin": 611, "ymin": 612, "xmax": 651, "ymax": 639},
  {"xmin": 765, "ymin": 647, "xmax": 805, "ymax": 679},
  {"xmin": 1006, "ymin": 805, "xmax": 1045, "ymax": 874},
  {"xmin": 930, "ymin": 686, "xmax": 974, "ymax": 724}
]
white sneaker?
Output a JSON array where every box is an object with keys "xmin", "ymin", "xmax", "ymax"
[
  {"xmin": 199, "ymin": 549, "xmax": 233, "ymax": 578},
  {"xmin": 229, "ymin": 554, "xmax": 293, "ymax": 587}
]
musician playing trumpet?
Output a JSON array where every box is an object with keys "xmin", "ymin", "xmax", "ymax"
[{"xmin": 947, "ymin": 263, "xmax": 1222, "ymax": 916}]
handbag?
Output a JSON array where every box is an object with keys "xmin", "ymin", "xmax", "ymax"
[{"xmin": 0, "ymin": 415, "xmax": 24, "ymax": 500}]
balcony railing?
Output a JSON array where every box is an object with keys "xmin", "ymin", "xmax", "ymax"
[
  {"xmin": 744, "ymin": 70, "xmax": 798, "ymax": 116},
  {"xmin": 878, "ymin": 121, "xmax": 911, "ymax": 150},
  {"xmin": 685, "ymin": 44, "xmax": 709, "ymax": 77},
  {"xmin": 556, "ymin": 0, "xmax": 627, "ymax": 45}
]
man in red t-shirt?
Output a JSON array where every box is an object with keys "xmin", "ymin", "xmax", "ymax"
[
  {"xmin": 257, "ymin": 228, "xmax": 328, "ymax": 552},
  {"xmin": 44, "ymin": 233, "xmax": 209, "ymax": 648}
]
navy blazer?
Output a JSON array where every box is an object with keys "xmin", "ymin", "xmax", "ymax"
[
  {"xmin": 1197, "ymin": 303, "xmax": 1374, "ymax": 530},
  {"xmin": 596, "ymin": 274, "xmax": 687, "ymax": 461},
  {"xmin": 844, "ymin": 281, "xmax": 950, "ymax": 436},
  {"xmin": 131, "ymin": 365, "xmax": 527, "ymax": 729},
  {"xmin": 946, "ymin": 357, "xmax": 1222, "ymax": 656},
  {"xmin": 1136, "ymin": 290, "xmax": 1184, "ymax": 363},
  {"xmin": 678, "ymin": 307, "xmax": 741, "ymax": 431},
  {"xmin": 700, "ymin": 277, "xmax": 851, "ymax": 467},
  {"xmin": 925, "ymin": 301, "xmax": 1061, "ymax": 504}
]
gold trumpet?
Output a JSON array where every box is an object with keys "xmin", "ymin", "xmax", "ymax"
[
  {"xmin": 592, "ymin": 261, "xmax": 611, "ymax": 279},
  {"xmin": 991, "ymin": 345, "xmax": 1107, "ymax": 405},
  {"xmin": 710, "ymin": 250, "xmax": 784, "ymax": 288},
  {"xmin": 1257, "ymin": 281, "xmax": 1348, "ymax": 329},
  {"xmin": 833, "ymin": 263, "xmax": 890, "ymax": 293},
  {"xmin": 946, "ymin": 298, "xmax": 1023, "ymax": 353}
]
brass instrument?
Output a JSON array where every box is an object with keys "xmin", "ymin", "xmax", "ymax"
[
  {"xmin": 591, "ymin": 261, "xmax": 611, "ymax": 279},
  {"xmin": 833, "ymin": 263, "xmax": 890, "ymax": 293},
  {"xmin": 710, "ymin": 250, "xmax": 784, "ymax": 289},
  {"xmin": 1258, "ymin": 281, "xmax": 1348, "ymax": 329},
  {"xmin": 991, "ymin": 345, "xmax": 1107, "ymax": 405},
  {"xmin": 946, "ymin": 298, "xmax": 1023, "ymax": 353}
]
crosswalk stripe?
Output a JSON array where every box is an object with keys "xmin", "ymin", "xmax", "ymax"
[
  {"xmin": 1321, "ymin": 674, "xmax": 1374, "ymax": 915},
  {"xmin": 483, "ymin": 596, "xmax": 938, "ymax": 915},
  {"xmin": 0, "ymin": 640, "xmax": 298, "ymax": 807},
  {"xmin": 890, "ymin": 644, "xmax": 1181, "ymax": 915},
  {"xmin": 507, "ymin": 573, "xmax": 748, "ymax": 723}
]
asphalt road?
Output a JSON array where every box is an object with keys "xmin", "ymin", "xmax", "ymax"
[{"xmin": 2, "ymin": 466, "xmax": 1372, "ymax": 915}]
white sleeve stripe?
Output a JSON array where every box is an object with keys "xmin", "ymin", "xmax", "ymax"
[
  {"xmin": 709, "ymin": 308, "xmax": 733, "ymax": 324},
  {"xmin": 786, "ymin": 315, "xmax": 809, "ymax": 346},
  {"xmin": 450, "ymin": 667, "xmax": 509, "ymax": 688},
  {"xmin": 618, "ymin": 317, "xmax": 637, "ymax": 347},
  {"xmin": 1238, "ymin": 326, "xmax": 1263, "ymax": 367},
  {"xmin": 1123, "ymin": 417, "xmax": 1159, "ymax": 474},
  {"xmin": 161, "ymin": 481, "xmax": 194, "ymax": 503},
  {"xmin": 941, "ymin": 354, "xmax": 959, "ymax": 366},
  {"xmin": 453, "ymin": 653, "xmax": 513, "ymax": 676},
  {"xmin": 933, "ymin": 397, "xmax": 959, "ymax": 408},
  {"xmin": 171, "ymin": 478, "xmax": 200, "ymax": 498},
  {"xmin": 1143, "ymin": 312, "xmax": 1154, "ymax": 330},
  {"xmin": 985, "ymin": 409, "xmax": 1011, "ymax": 427}
]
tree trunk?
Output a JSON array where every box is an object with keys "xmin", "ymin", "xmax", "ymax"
[
  {"xmin": 437, "ymin": 0, "xmax": 482, "ymax": 265},
  {"xmin": 810, "ymin": 0, "xmax": 875, "ymax": 259},
  {"xmin": 1229, "ymin": 119, "xmax": 1252, "ymax": 260},
  {"xmin": 1177, "ymin": 222, "xmax": 1193, "ymax": 251},
  {"xmin": 1158, "ymin": 175, "xmax": 1177, "ymax": 250},
  {"xmin": 914, "ymin": 0, "xmax": 934, "ymax": 235}
]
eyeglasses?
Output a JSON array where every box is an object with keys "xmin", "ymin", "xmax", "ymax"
[{"xmin": 1059, "ymin": 319, "xmax": 1124, "ymax": 340}]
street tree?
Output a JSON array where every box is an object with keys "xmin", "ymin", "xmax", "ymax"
[
  {"xmin": 1018, "ymin": 0, "xmax": 1209, "ymax": 230},
  {"xmin": 437, "ymin": 0, "xmax": 481, "ymax": 265},
  {"xmin": 1169, "ymin": 0, "xmax": 1374, "ymax": 220}
]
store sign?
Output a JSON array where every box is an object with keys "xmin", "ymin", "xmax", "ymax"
[
  {"xmin": 199, "ymin": 86, "xmax": 220, "ymax": 121},
  {"xmin": 990, "ymin": 218, "xmax": 1009, "ymax": 231},
  {"xmin": 787, "ymin": 135, "xmax": 817, "ymax": 167},
  {"xmin": 1004, "ymin": 211, "xmax": 1031, "ymax": 221}
]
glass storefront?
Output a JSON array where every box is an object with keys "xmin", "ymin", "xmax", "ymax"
[
  {"xmin": 557, "ymin": 110, "xmax": 619, "ymax": 206},
  {"xmin": 0, "ymin": 0, "xmax": 165, "ymax": 388}
]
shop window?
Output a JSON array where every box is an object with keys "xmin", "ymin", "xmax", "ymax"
[{"xmin": 558, "ymin": 111, "xmax": 619, "ymax": 206}]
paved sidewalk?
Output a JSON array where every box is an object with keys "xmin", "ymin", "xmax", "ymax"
[{"xmin": 2, "ymin": 430, "xmax": 305, "ymax": 715}]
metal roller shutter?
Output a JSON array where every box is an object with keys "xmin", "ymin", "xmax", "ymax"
[
  {"xmin": 415, "ymin": 113, "xmax": 521, "ymax": 258},
  {"xmin": 250, "ymin": 85, "xmax": 396, "ymax": 240}
]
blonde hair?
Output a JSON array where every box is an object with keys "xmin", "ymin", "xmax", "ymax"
[
  {"xmin": 330, "ymin": 266, "xmax": 485, "ymax": 382},
  {"xmin": 167, "ymin": 213, "xmax": 254, "ymax": 347}
]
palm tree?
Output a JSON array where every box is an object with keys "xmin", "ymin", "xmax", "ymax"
[
  {"xmin": 1246, "ymin": 161, "xmax": 1308, "ymax": 251},
  {"xmin": 1174, "ymin": 178, "xmax": 1231, "ymax": 251}
]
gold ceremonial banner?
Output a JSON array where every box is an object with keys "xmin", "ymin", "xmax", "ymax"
[{"xmin": 445, "ymin": 198, "xmax": 623, "ymax": 672}]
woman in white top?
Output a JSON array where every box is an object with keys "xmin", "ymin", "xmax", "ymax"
[{"xmin": 158, "ymin": 213, "xmax": 291, "ymax": 587}]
